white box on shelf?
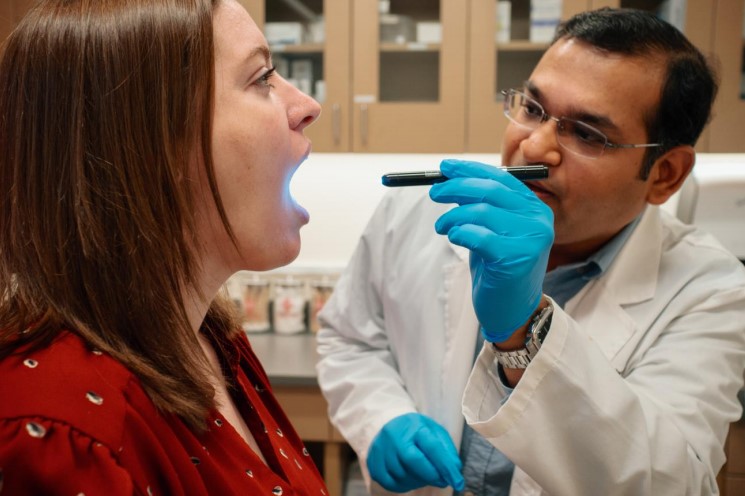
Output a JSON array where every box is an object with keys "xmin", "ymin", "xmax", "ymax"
[
  {"xmin": 496, "ymin": 1, "xmax": 511, "ymax": 43},
  {"xmin": 307, "ymin": 18, "xmax": 325, "ymax": 43},
  {"xmin": 416, "ymin": 22, "xmax": 442, "ymax": 44},
  {"xmin": 379, "ymin": 14, "xmax": 416, "ymax": 44},
  {"xmin": 291, "ymin": 59, "xmax": 313, "ymax": 82},
  {"xmin": 314, "ymin": 80, "xmax": 326, "ymax": 103},
  {"xmin": 264, "ymin": 22, "xmax": 304, "ymax": 46},
  {"xmin": 291, "ymin": 59, "xmax": 313, "ymax": 96},
  {"xmin": 657, "ymin": 0, "xmax": 688, "ymax": 32},
  {"xmin": 529, "ymin": 0, "xmax": 561, "ymax": 43},
  {"xmin": 274, "ymin": 57, "xmax": 290, "ymax": 78}
]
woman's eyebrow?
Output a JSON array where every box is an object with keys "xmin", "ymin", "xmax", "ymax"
[{"xmin": 243, "ymin": 45, "xmax": 272, "ymax": 65}]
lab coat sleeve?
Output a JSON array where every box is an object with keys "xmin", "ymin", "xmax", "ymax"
[
  {"xmin": 315, "ymin": 191, "xmax": 418, "ymax": 464},
  {"xmin": 463, "ymin": 250, "xmax": 745, "ymax": 496}
]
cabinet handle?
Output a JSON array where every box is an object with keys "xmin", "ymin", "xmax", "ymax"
[
  {"xmin": 360, "ymin": 104, "xmax": 368, "ymax": 147},
  {"xmin": 332, "ymin": 103, "xmax": 341, "ymax": 146}
]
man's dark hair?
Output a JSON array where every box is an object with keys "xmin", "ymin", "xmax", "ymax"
[{"xmin": 554, "ymin": 8, "xmax": 719, "ymax": 179}]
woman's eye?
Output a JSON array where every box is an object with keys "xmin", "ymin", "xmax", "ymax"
[{"xmin": 255, "ymin": 67, "xmax": 276, "ymax": 89}]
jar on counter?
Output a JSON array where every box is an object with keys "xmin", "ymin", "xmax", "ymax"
[
  {"xmin": 271, "ymin": 276, "xmax": 307, "ymax": 334},
  {"xmin": 240, "ymin": 274, "xmax": 271, "ymax": 333},
  {"xmin": 309, "ymin": 276, "xmax": 336, "ymax": 334}
]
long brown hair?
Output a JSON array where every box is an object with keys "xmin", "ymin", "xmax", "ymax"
[{"xmin": 0, "ymin": 0, "xmax": 240, "ymax": 430}]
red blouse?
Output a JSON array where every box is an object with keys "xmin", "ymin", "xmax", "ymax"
[{"xmin": 0, "ymin": 330, "xmax": 328, "ymax": 495}]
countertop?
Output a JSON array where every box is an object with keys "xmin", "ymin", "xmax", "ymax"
[
  {"xmin": 246, "ymin": 332, "xmax": 745, "ymax": 416},
  {"xmin": 247, "ymin": 332, "xmax": 320, "ymax": 387}
]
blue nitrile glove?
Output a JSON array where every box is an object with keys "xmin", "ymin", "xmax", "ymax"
[
  {"xmin": 429, "ymin": 159, "xmax": 554, "ymax": 343},
  {"xmin": 367, "ymin": 413, "xmax": 465, "ymax": 493}
]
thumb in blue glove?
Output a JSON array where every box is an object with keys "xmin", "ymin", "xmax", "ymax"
[
  {"xmin": 367, "ymin": 412, "xmax": 465, "ymax": 493},
  {"xmin": 429, "ymin": 159, "xmax": 554, "ymax": 342}
]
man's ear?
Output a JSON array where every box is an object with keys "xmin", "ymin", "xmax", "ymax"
[{"xmin": 645, "ymin": 145, "xmax": 695, "ymax": 206}]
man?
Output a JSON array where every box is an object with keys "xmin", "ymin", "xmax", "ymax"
[{"xmin": 316, "ymin": 8, "xmax": 745, "ymax": 495}]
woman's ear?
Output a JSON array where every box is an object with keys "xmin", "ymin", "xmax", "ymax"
[{"xmin": 645, "ymin": 145, "xmax": 695, "ymax": 206}]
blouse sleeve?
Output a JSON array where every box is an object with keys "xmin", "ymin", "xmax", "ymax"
[{"xmin": 0, "ymin": 417, "xmax": 135, "ymax": 495}]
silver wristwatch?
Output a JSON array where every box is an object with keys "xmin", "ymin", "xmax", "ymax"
[{"xmin": 492, "ymin": 302, "xmax": 554, "ymax": 369}]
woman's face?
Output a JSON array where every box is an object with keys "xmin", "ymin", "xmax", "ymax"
[{"xmin": 197, "ymin": 0, "xmax": 320, "ymax": 281}]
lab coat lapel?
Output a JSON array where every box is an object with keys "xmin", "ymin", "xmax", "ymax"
[
  {"xmin": 440, "ymin": 244, "xmax": 478, "ymax": 448},
  {"xmin": 567, "ymin": 207, "xmax": 663, "ymax": 368}
]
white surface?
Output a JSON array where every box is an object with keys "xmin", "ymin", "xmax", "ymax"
[
  {"xmin": 287, "ymin": 153, "xmax": 501, "ymax": 272},
  {"xmin": 687, "ymin": 154, "xmax": 745, "ymax": 259},
  {"xmin": 284, "ymin": 153, "xmax": 745, "ymax": 273}
]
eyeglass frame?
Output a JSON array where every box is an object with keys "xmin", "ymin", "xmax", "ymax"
[{"xmin": 500, "ymin": 89, "xmax": 664, "ymax": 159}]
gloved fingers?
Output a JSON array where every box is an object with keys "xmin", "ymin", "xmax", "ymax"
[
  {"xmin": 395, "ymin": 442, "xmax": 449, "ymax": 488},
  {"xmin": 367, "ymin": 441, "xmax": 429, "ymax": 492},
  {"xmin": 439, "ymin": 158, "xmax": 529, "ymax": 192},
  {"xmin": 430, "ymin": 176, "xmax": 536, "ymax": 212},
  {"xmin": 434, "ymin": 203, "xmax": 547, "ymax": 239},
  {"xmin": 414, "ymin": 428, "xmax": 465, "ymax": 490},
  {"xmin": 439, "ymin": 223, "xmax": 510, "ymax": 263}
]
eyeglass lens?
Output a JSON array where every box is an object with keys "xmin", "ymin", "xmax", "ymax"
[{"xmin": 503, "ymin": 90, "xmax": 609, "ymax": 158}]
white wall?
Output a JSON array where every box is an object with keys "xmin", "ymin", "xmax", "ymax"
[
  {"xmin": 283, "ymin": 152, "xmax": 745, "ymax": 274},
  {"xmin": 286, "ymin": 153, "xmax": 501, "ymax": 272}
]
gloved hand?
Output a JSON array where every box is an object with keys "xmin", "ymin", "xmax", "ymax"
[
  {"xmin": 429, "ymin": 159, "xmax": 554, "ymax": 343},
  {"xmin": 367, "ymin": 412, "xmax": 465, "ymax": 493}
]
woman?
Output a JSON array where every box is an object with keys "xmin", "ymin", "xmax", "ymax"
[{"xmin": 0, "ymin": 0, "xmax": 324, "ymax": 494}]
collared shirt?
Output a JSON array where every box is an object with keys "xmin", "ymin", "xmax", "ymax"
[{"xmin": 457, "ymin": 216, "xmax": 641, "ymax": 496}]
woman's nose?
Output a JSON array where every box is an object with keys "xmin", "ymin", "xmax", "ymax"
[{"xmin": 286, "ymin": 80, "xmax": 321, "ymax": 132}]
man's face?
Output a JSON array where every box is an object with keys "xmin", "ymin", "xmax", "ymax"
[{"xmin": 501, "ymin": 38, "xmax": 666, "ymax": 266}]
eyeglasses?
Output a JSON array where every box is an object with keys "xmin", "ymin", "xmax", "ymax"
[{"xmin": 501, "ymin": 89, "xmax": 663, "ymax": 159}]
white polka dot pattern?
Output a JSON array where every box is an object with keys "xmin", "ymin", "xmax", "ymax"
[
  {"xmin": 25, "ymin": 422, "xmax": 46, "ymax": 438},
  {"xmin": 85, "ymin": 391, "xmax": 103, "ymax": 406}
]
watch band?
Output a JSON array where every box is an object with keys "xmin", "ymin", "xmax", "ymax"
[{"xmin": 491, "ymin": 302, "xmax": 554, "ymax": 369}]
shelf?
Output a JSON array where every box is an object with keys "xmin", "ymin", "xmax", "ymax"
[
  {"xmin": 269, "ymin": 42, "xmax": 324, "ymax": 53},
  {"xmin": 496, "ymin": 41, "xmax": 550, "ymax": 52},
  {"xmin": 379, "ymin": 42, "xmax": 441, "ymax": 52}
]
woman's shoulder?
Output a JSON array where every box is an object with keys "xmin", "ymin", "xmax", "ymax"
[{"xmin": 0, "ymin": 330, "xmax": 137, "ymax": 448}]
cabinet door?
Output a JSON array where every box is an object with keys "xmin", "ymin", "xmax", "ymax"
[
  {"xmin": 351, "ymin": 0, "xmax": 467, "ymax": 152},
  {"xmin": 707, "ymin": 0, "xmax": 745, "ymax": 152},
  {"xmin": 0, "ymin": 0, "xmax": 36, "ymax": 43},
  {"xmin": 241, "ymin": 0, "xmax": 352, "ymax": 152},
  {"xmin": 467, "ymin": 0, "xmax": 590, "ymax": 152}
]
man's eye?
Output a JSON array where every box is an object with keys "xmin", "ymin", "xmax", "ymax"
[
  {"xmin": 522, "ymin": 102, "xmax": 543, "ymax": 119},
  {"xmin": 573, "ymin": 125, "xmax": 605, "ymax": 145}
]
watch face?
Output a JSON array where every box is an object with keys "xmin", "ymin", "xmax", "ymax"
[
  {"xmin": 536, "ymin": 323, "xmax": 550, "ymax": 342},
  {"xmin": 533, "ymin": 306, "xmax": 553, "ymax": 344}
]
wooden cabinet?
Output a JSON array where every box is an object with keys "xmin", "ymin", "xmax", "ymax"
[
  {"xmin": 239, "ymin": 0, "xmax": 352, "ymax": 152},
  {"xmin": 467, "ymin": 0, "xmax": 592, "ymax": 152},
  {"xmin": 244, "ymin": 0, "xmax": 467, "ymax": 152},
  {"xmin": 3, "ymin": 1, "xmax": 743, "ymax": 153},
  {"xmin": 350, "ymin": 0, "xmax": 467, "ymax": 152},
  {"xmin": 707, "ymin": 0, "xmax": 745, "ymax": 152}
]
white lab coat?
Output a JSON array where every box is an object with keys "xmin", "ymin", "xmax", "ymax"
[{"xmin": 315, "ymin": 187, "xmax": 745, "ymax": 496}]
